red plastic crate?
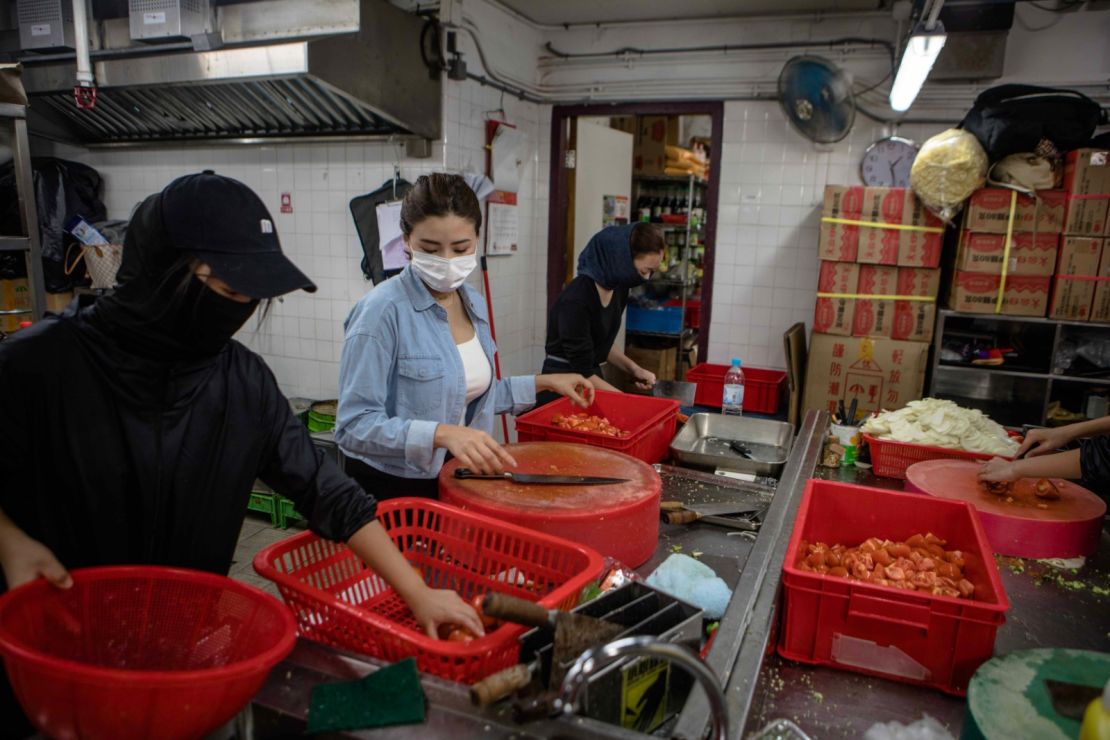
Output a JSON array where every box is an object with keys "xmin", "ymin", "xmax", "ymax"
[
  {"xmin": 253, "ymin": 498, "xmax": 604, "ymax": 684},
  {"xmin": 685, "ymin": 363, "xmax": 787, "ymax": 413},
  {"xmin": 778, "ymin": 481, "xmax": 1010, "ymax": 695},
  {"xmin": 515, "ymin": 389, "xmax": 679, "ymax": 463},
  {"xmin": 864, "ymin": 433, "xmax": 1018, "ymax": 480}
]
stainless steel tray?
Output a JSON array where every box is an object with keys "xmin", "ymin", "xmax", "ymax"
[{"xmin": 669, "ymin": 413, "xmax": 794, "ymax": 476}]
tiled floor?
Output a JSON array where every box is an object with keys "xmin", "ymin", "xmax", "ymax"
[{"xmin": 228, "ymin": 512, "xmax": 306, "ymax": 598}]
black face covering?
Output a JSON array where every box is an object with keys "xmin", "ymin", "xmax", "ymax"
[
  {"xmin": 90, "ymin": 192, "xmax": 259, "ymax": 361},
  {"xmin": 174, "ymin": 276, "xmax": 259, "ymax": 356}
]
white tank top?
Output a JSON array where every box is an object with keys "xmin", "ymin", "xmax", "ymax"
[{"xmin": 457, "ymin": 334, "xmax": 492, "ymax": 423}]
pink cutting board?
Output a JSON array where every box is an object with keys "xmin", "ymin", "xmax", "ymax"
[{"xmin": 905, "ymin": 459, "xmax": 1105, "ymax": 558}]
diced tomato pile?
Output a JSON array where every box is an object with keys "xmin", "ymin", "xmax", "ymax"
[
  {"xmin": 550, "ymin": 413, "xmax": 630, "ymax": 438},
  {"xmin": 795, "ymin": 532, "xmax": 976, "ymax": 600}
]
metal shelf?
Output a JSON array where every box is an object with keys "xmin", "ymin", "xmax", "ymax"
[
  {"xmin": 930, "ymin": 310, "xmax": 1110, "ymax": 426},
  {"xmin": 0, "ymin": 236, "xmax": 31, "ymax": 252},
  {"xmin": 634, "ymin": 174, "xmax": 708, "ymax": 186},
  {"xmin": 0, "ymin": 103, "xmax": 46, "ymax": 323}
]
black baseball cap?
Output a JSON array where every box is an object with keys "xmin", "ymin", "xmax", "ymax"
[{"xmin": 160, "ymin": 171, "xmax": 316, "ymax": 299}]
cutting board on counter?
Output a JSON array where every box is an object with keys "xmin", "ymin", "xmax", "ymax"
[
  {"xmin": 905, "ymin": 459, "xmax": 1105, "ymax": 558},
  {"xmin": 439, "ymin": 442, "xmax": 662, "ymax": 567}
]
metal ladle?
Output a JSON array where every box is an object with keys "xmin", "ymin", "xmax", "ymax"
[{"xmin": 554, "ymin": 635, "xmax": 730, "ymax": 740}]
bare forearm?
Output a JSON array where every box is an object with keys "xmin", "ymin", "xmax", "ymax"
[
  {"xmin": 606, "ymin": 347, "xmax": 638, "ymax": 375},
  {"xmin": 347, "ymin": 520, "xmax": 425, "ymax": 602},
  {"xmin": 590, "ymin": 374, "xmax": 620, "ymax": 392},
  {"xmin": 1070, "ymin": 417, "xmax": 1110, "ymax": 440},
  {"xmin": 1013, "ymin": 450, "xmax": 1083, "ymax": 480}
]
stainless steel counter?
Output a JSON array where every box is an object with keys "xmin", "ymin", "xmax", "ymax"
[
  {"xmin": 245, "ymin": 416, "xmax": 1109, "ymax": 739},
  {"xmin": 246, "ymin": 411, "xmax": 830, "ymax": 739},
  {"xmin": 744, "ymin": 465, "xmax": 1110, "ymax": 739}
]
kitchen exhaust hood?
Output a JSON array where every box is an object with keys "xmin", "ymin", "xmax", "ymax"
[{"xmin": 16, "ymin": 0, "xmax": 441, "ymax": 146}]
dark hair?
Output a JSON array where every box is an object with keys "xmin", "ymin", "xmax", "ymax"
[
  {"xmin": 630, "ymin": 223, "xmax": 665, "ymax": 257},
  {"xmin": 400, "ymin": 173, "xmax": 482, "ymax": 237}
]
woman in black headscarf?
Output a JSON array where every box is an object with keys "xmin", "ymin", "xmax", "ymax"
[
  {"xmin": 0, "ymin": 172, "xmax": 482, "ymax": 735},
  {"xmin": 539, "ymin": 223, "xmax": 665, "ymax": 405}
]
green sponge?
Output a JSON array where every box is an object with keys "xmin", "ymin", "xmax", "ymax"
[{"xmin": 307, "ymin": 657, "xmax": 426, "ymax": 733}]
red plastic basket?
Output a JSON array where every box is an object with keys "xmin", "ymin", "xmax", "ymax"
[
  {"xmin": 0, "ymin": 566, "xmax": 296, "ymax": 740},
  {"xmin": 778, "ymin": 481, "xmax": 1010, "ymax": 695},
  {"xmin": 685, "ymin": 363, "xmax": 787, "ymax": 413},
  {"xmin": 253, "ymin": 498, "xmax": 605, "ymax": 684},
  {"xmin": 514, "ymin": 389, "xmax": 679, "ymax": 463},
  {"xmin": 864, "ymin": 433, "xmax": 1018, "ymax": 480}
]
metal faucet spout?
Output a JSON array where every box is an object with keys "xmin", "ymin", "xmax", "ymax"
[{"xmin": 555, "ymin": 635, "xmax": 730, "ymax": 740}]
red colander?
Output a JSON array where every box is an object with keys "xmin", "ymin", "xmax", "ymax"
[{"xmin": 0, "ymin": 566, "xmax": 296, "ymax": 740}]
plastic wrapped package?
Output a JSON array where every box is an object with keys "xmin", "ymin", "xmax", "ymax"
[{"xmin": 910, "ymin": 129, "xmax": 988, "ymax": 224}]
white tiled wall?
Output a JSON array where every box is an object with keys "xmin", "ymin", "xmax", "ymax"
[
  {"xmin": 707, "ymin": 101, "xmax": 944, "ymax": 370},
  {"xmin": 46, "ymin": 79, "xmax": 552, "ymax": 421}
]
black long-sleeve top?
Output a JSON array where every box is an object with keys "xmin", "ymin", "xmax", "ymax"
[
  {"xmin": 0, "ymin": 299, "xmax": 377, "ymax": 581},
  {"xmin": 545, "ymin": 276, "xmax": 628, "ymax": 377}
]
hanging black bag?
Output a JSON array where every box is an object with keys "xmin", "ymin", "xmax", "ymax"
[{"xmin": 960, "ymin": 84, "xmax": 1107, "ymax": 161}]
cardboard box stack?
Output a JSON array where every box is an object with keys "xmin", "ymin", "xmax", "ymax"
[
  {"xmin": 1049, "ymin": 148, "xmax": 1110, "ymax": 321},
  {"xmin": 806, "ymin": 185, "xmax": 942, "ymax": 416},
  {"xmin": 948, "ymin": 188, "xmax": 1062, "ymax": 318}
]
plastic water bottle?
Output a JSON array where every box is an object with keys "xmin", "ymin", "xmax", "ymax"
[{"xmin": 722, "ymin": 358, "xmax": 745, "ymax": 416}]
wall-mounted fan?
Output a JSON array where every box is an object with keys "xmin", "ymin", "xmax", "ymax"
[{"xmin": 777, "ymin": 56, "xmax": 856, "ymax": 144}]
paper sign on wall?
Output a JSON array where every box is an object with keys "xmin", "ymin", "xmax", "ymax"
[
  {"xmin": 491, "ymin": 125, "xmax": 527, "ymax": 194},
  {"xmin": 603, "ymin": 194, "xmax": 630, "ymax": 227},
  {"xmin": 487, "ymin": 191, "xmax": 519, "ymax": 255}
]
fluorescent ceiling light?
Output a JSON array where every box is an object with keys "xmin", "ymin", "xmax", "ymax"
[{"xmin": 889, "ymin": 22, "xmax": 947, "ymax": 113}]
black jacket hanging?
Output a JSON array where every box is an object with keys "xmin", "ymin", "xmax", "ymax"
[{"xmin": 350, "ymin": 178, "xmax": 412, "ymax": 284}]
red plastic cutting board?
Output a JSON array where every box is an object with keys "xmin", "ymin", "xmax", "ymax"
[
  {"xmin": 439, "ymin": 442, "xmax": 661, "ymax": 567},
  {"xmin": 905, "ymin": 459, "xmax": 1105, "ymax": 558}
]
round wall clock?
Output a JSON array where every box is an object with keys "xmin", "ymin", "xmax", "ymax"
[{"xmin": 860, "ymin": 136, "xmax": 917, "ymax": 187}]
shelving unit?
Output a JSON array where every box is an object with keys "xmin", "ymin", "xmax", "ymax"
[
  {"xmin": 928, "ymin": 309, "xmax": 1110, "ymax": 427},
  {"xmin": 0, "ymin": 102, "xmax": 46, "ymax": 329},
  {"xmin": 627, "ymin": 173, "xmax": 708, "ymax": 380}
]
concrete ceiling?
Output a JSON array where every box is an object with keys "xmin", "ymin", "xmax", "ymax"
[{"xmin": 489, "ymin": 0, "xmax": 886, "ymax": 25}]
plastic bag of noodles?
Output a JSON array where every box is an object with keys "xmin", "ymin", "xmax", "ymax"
[{"xmin": 910, "ymin": 128, "xmax": 988, "ymax": 224}]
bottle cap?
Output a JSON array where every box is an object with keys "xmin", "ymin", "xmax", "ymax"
[{"xmin": 731, "ymin": 358, "xmax": 742, "ymax": 367}]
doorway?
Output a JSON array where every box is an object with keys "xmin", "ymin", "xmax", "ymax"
[{"xmin": 547, "ymin": 102, "xmax": 724, "ymax": 380}]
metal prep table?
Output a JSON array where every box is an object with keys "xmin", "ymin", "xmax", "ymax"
[
  {"xmin": 243, "ymin": 411, "xmax": 1110, "ymax": 738},
  {"xmin": 245, "ymin": 410, "xmax": 828, "ymax": 739},
  {"xmin": 744, "ymin": 465, "xmax": 1110, "ymax": 739}
]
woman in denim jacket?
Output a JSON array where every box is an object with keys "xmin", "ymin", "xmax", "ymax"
[{"xmin": 337, "ymin": 174, "xmax": 593, "ymax": 499}]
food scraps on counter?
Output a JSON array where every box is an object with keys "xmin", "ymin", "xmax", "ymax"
[
  {"xmin": 550, "ymin": 413, "xmax": 630, "ymax": 437},
  {"xmin": 979, "ymin": 477, "xmax": 1065, "ymax": 509},
  {"xmin": 862, "ymin": 398, "xmax": 1019, "ymax": 456},
  {"xmin": 795, "ymin": 532, "xmax": 976, "ymax": 599}
]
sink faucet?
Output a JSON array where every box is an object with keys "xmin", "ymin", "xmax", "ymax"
[{"xmin": 554, "ymin": 635, "xmax": 730, "ymax": 740}]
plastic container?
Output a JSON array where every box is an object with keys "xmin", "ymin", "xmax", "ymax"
[
  {"xmin": 0, "ymin": 566, "xmax": 296, "ymax": 740},
  {"xmin": 626, "ymin": 305, "xmax": 684, "ymax": 334},
  {"xmin": 664, "ymin": 298, "xmax": 701, "ymax": 328},
  {"xmin": 686, "ymin": 363, "xmax": 787, "ymax": 414},
  {"xmin": 514, "ymin": 389, "xmax": 680, "ymax": 463},
  {"xmin": 778, "ymin": 481, "xmax": 1010, "ymax": 695},
  {"xmin": 254, "ymin": 497, "xmax": 605, "ymax": 684},
  {"xmin": 864, "ymin": 433, "xmax": 1016, "ymax": 480}
]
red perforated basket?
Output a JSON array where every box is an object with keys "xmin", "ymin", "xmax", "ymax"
[
  {"xmin": 0, "ymin": 566, "xmax": 296, "ymax": 740},
  {"xmin": 253, "ymin": 498, "xmax": 604, "ymax": 684},
  {"xmin": 864, "ymin": 433, "xmax": 1018, "ymax": 480},
  {"xmin": 514, "ymin": 389, "xmax": 679, "ymax": 463}
]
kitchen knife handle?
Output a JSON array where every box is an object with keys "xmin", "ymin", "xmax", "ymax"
[
  {"xmin": 482, "ymin": 593, "xmax": 552, "ymax": 628},
  {"xmin": 512, "ymin": 692, "xmax": 559, "ymax": 723},
  {"xmin": 662, "ymin": 509, "xmax": 699, "ymax": 525},
  {"xmin": 469, "ymin": 663, "xmax": 534, "ymax": 707},
  {"xmin": 454, "ymin": 468, "xmax": 509, "ymax": 480}
]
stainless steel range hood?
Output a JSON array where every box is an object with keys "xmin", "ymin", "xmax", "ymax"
[{"xmin": 17, "ymin": 0, "xmax": 441, "ymax": 146}]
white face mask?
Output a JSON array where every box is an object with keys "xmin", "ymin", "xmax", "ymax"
[{"xmin": 410, "ymin": 250, "xmax": 478, "ymax": 293}]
